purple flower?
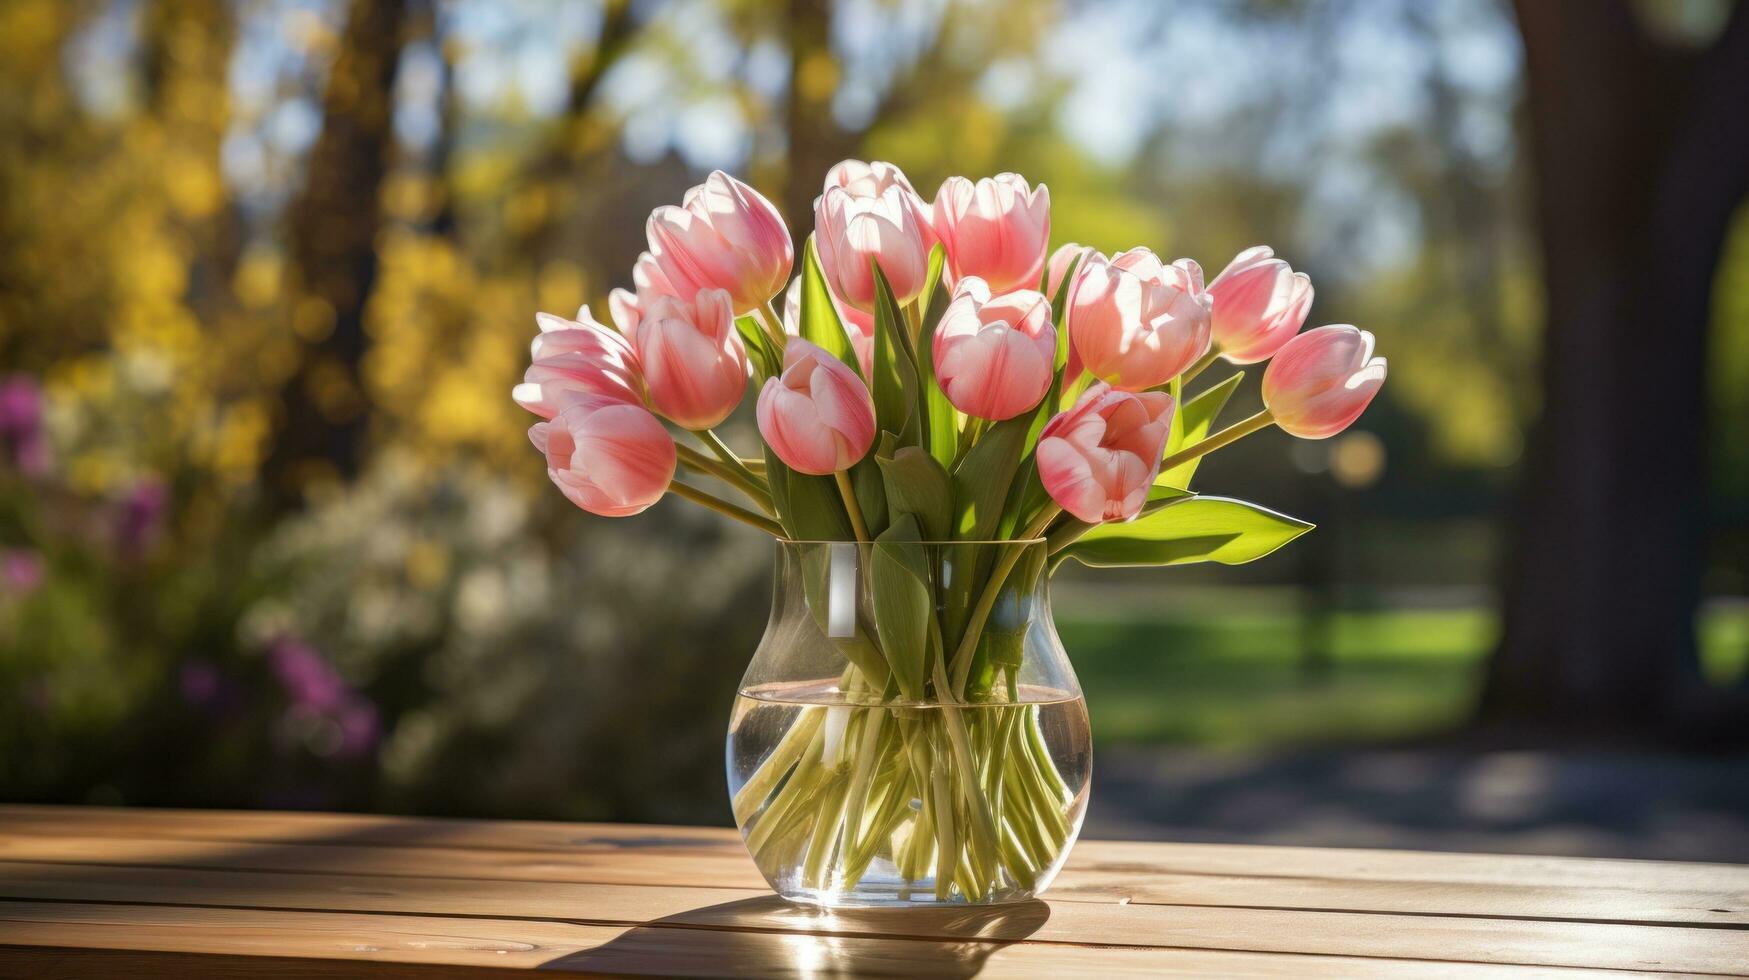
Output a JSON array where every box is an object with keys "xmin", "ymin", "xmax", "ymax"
[
  {"xmin": 0, "ymin": 375, "xmax": 49, "ymax": 477},
  {"xmin": 269, "ymin": 637, "xmax": 348, "ymax": 712},
  {"xmin": 114, "ymin": 478, "xmax": 168, "ymax": 558},
  {"xmin": 1, "ymin": 549, "xmax": 44, "ymax": 596}
]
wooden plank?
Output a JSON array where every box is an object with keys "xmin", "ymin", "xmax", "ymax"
[
  {"xmin": 0, "ymin": 831, "xmax": 1741, "ymax": 929},
  {"xmin": 0, "ymin": 902, "xmax": 1714, "ymax": 978},
  {"xmin": 6, "ymin": 805, "xmax": 1744, "ymax": 895},
  {"xmin": 0, "ymin": 862, "xmax": 1741, "ymax": 973}
]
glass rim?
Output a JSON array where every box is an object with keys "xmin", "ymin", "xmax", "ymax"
[{"xmin": 776, "ymin": 537, "xmax": 1048, "ymax": 546}]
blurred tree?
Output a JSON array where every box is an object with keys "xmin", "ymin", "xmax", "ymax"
[
  {"xmin": 264, "ymin": 0, "xmax": 410, "ymax": 502},
  {"xmin": 1483, "ymin": 0, "xmax": 1749, "ymax": 740}
]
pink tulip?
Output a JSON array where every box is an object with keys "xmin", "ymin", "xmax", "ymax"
[
  {"xmin": 631, "ymin": 287, "xmax": 750, "ymax": 430},
  {"xmin": 1207, "ymin": 246, "xmax": 1313, "ymax": 364},
  {"xmin": 1261, "ymin": 324, "xmax": 1387, "ymax": 439},
  {"xmin": 824, "ymin": 160, "xmax": 935, "ymax": 241},
  {"xmin": 932, "ymin": 278, "xmax": 1056, "ymax": 421},
  {"xmin": 815, "ymin": 183, "xmax": 932, "ymax": 312},
  {"xmin": 1067, "ymin": 250, "xmax": 1211, "ymax": 391},
  {"xmin": 781, "ymin": 276, "xmax": 873, "ymax": 377},
  {"xmin": 933, "ymin": 173, "xmax": 1051, "ymax": 294},
  {"xmin": 512, "ymin": 307, "xmax": 644, "ymax": 419},
  {"xmin": 1037, "ymin": 382, "xmax": 1175, "ymax": 524},
  {"xmin": 756, "ymin": 338, "xmax": 876, "ymax": 475},
  {"xmin": 1046, "ymin": 242, "xmax": 1094, "ymax": 296},
  {"xmin": 529, "ymin": 396, "xmax": 676, "ymax": 517},
  {"xmin": 645, "ymin": 170, "xmax": 793, "ymax": 314}
]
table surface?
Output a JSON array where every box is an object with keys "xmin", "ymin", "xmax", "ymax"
[{"xmin": 0, "ymin": 805, "xmax": 1743, "ymax": 977}]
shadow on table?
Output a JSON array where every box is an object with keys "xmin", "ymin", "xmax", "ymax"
[{"xmin": 542, "ymin": 895, "xmax": 1051, "ymax": 977}]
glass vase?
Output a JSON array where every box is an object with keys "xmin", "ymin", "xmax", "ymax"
[{"xmin": 726, "ymin": 539, "xmax": 1091, "ymax": 907}]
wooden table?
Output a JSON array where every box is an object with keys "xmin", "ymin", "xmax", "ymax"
[{"xmin": 0, "ymin": 805, "xmax": 1742, "ymax": 977}]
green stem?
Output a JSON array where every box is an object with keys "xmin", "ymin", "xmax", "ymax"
[
  {"xmin": 948, "ymin": 506, "xmax": 1059, "ymax": 696},
  {"xmin": 834, "ymin": 470, "xmax": 872, "ymax": 543},
  {"xmin": 1156, "ymin": 409, "xmax": 1275, "ymax": 474},
  {"xmin": 667, "ymin": 478, "xmax": 785, "ymax": 536},
  {"xmin": 1180, "ymin": 347, "xmax": 1221, "ymax": 385},
  {"xmin": 676, "ymin": 444, "xmax": 775, "ymax": 515},
  {"xmin": 761, "ymin": 301, "xmax": 789, "ymax": 350},
  {"xmin": 694, "ymin": 429, "xmax": 768, "ymax": 492}
]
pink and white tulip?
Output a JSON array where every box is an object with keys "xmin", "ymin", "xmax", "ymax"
[
  {"xmin": 1207, "ymin": 246, "xmax": 1313, "ymax": 364},
  {"xmin": 781, "ymin": 276, "xmax": 873, "ymax": 377},
  {"xmin": 631, "ymin": 288, "xmax": 750, "ymax": 430},
  {"xmin": 529, "ymin": 396, "xmax": 676, "ymax": 517},
  {"xmin": 512, "ymin": 307, "xmax": 643, "ymax": 419},
  {"xmin": 645, "ymin": 171, "xmax": 792, "ymax": 314},
  {"xmin": 932, "ymin": 278, "xmax": 1056, "ymax": 421},
  {"xmin": 1046, "ymin": 242, "xmax": 1094, "ymax": 296},
  {"xmin": 1261, "ymin": 324, "xmax": 1387, "ymax": 439},
  {"xmin": 1067, "ymin": 249, "xmax": 1211, "ymax": 391},
  {"xmin": 824, "ymin": 160, "xmax": 934, "ymax": 240},
  {"xmin": 815, "ymin": 183, "xmax": 932, "ymax": 312},
  {"xmin": 933, "ymin": 173, "xmax": 1051, "ymax": 294},
  {"xmin": 1037, "ymin": 382, "xmax": 1175, "ymax": 524},
  {"xmin": 756, "ymin": 338, "xmax": 877, "ymax": 475}
]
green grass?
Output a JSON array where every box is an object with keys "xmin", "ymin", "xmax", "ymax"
[{"xmin": 1058, "ymin": 601, "xmax": 1749, "ymax": 749}]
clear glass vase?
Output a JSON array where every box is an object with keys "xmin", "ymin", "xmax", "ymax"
[{"xmin": 726, "ymin": 539, "xmax": 1091, "ymax": 907}]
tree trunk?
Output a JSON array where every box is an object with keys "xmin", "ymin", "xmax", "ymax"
[
  {"xmin": 264, "ymin": 0, "xmax": 409, "ymax": 502},
  {"xmin": 1481, "ymin": 0, "xmax": 1749, "ymax": 741}
]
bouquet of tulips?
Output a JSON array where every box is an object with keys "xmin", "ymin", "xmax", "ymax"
[{"xmin": 514, "ymin": 161, "xmax": 1386, "ymax": 901}]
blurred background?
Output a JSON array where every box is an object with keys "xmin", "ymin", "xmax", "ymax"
[{"xmin": 2, "ymin": 0, "xmax": 1746, "ymax": 861}]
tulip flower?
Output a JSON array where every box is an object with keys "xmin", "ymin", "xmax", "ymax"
[
  {"xmin": 756, "ymin": 338, "xmax": 876, "ymax": 475},
  {"xmin": 1261, "ymin": 324, "xmax": 1387, "ymax": 439},
  {"xmin": 512, "ymin": 307, "xmax": 644, "ymax": 419},
  {"xmin": 645, "ymin": 170, "xmax": 793, "ymax": 314},
  {"xmin": 933, "ymin": 173, "xmax": 1051, "ymax": 294},
  {"xmin": 1046, "ymin": 242, "xmax": 1094, "ymax": 296},
  {"xmin": 815, "ymin": 183, "xmax": 932, "ymax": 312},
  {"xmin": 631, "ymin": 287, "xmax": 750, "ymax": 430},
  {"xmin": 529, "ymin": 395, "xmax": 677, "ymax": 517},
  {"xmin": 781, "ymin": 276, "xmax": 873, "ymax": 377},
  {"xmin": 1067, "ymin": 250, "xmax": 1211, "ymax": 391},
  {"xmin": 932, "ymin": 278, "xmax": 1056, "ymax": 421},
  {"xmin": 824, "ymin": 160, "xmax": 934, "ymax": 240},
  {"xmin": 1207, "ymin": 246, "xmax": 1313, "ymax": 364},
  {"xmin": 1037, "ymin": 383, "xmax": 1175, "ymax": 524}
]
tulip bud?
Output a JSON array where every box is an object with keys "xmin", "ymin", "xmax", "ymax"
[
  {"xmin": 1046, "ymin": 242, "xmax": 1095, "ymax": 296},
  {"xmin": 1207, "ymin": 246, "xmax": 1313, "ymax": 364},
  {"xmin": 824, "ymin": 160, "xmax": 935, "ymax": 240},
  {"xmin": 781, "ymin": 276, "xmax": 873, "ymax": 377},
  {"xmin": 1067, "ymin": 250, "xmax": 1211, "ymax": 391},
  {"xmin": 932, "ymin": 278, "xmax": 1056, "ymax": 421},
  {"xmin": 529, "ymin": 396, "xmax": 676, "ymax": 517},
  {"xmin": 756, "ymin": 338, "xmax": 877, "ymax": 475},
  {"xmin": 631, "ymin": 288, "xmax": 750, "ymax": 430},
  {"xmin": 644, "ymin": 171, "xmax": 793, "ymax": 314},
  {"xmin": 933, "ymin": 173, "xmax": 1051, "ymax": 294},
  {"xmin": 1261, "ymin": 324, "xmax": 1387, "ymax": 439},
  {"xmin": 814, "ymin": 184, "xmax": 932, "ymax": 312},
  {"xmin": 1037, "ymin": 382, "xmax": 1175, "ymax": 524},
  {"xmin": 512, "ymin": 307, "xmax": 644, "ymax": 419}
]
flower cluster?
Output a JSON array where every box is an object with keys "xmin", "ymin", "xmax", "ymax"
[{"xmin": 513, "ymin": 161, "xmax": 1385, "ymax": 554}]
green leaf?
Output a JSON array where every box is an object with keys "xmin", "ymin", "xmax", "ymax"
[
  {"xmin": 1160, "ymin": 371, "xmax": 1242, "ymax": 488},
  {"xmin": 875, "ymin": 446, "xmax": 953, "ymax": 540},
  {"xmin": 915, "ymin": 245, "xmax": 959, "ymax": 469},
  {"xmin": 735, "ymin": 314, "xmax": 779, "ymax": 381},
  {"xmin": 950, "ymin": 412, "xmax": 1030, "ymax": 541},
  {"xmin": 799, "ymin": 236, "xmax": 860, "ymax": 376},
  {"xmin": 763, "ymin": 445, "xmax": 852, "ymax": 541},
  {"xmin": 850, "ymin": 450, "xmax": 889, "ymax": 538},
  {"xmin": 870, "ymin": 515, "xmax": 932, "ymax": 701},
  {"xmin": 1061, "ymin": 496, "xmax": 1312, "ymax": 568},
  {"xmin": 918, "ymin": 242, "xmax": 947, "ymax": 316},
  {"xmin": 1045, "ymin": 484, "xmax": 1192, "ymax": 553},
  {"xmin": 869, "ymin": 261, "xmax": 920, "ymax": 446}
]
